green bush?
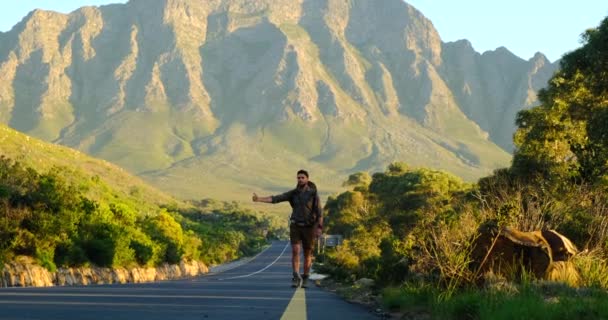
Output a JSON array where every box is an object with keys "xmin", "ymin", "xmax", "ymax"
[
  {"xmin": 129, "ymin": 238, "xmax": 157, "ymax": 266},
  {"xmin": 83, "ymin": 237, "xmax": 115, "ymax": 267},
  {"xmin": 35, "ymin": 247, "xmax": 57, "ymax": 272},
  {"xmin": 145, "ymin": 211, "xmax": 185, "ymax": 264},
  {"xmin": 54, "ymin": 241, "xmax": 87, "ymax": 267},
  {"xmin": 111, "ymin": 231, "xmax": 136, "ymax": 267}
]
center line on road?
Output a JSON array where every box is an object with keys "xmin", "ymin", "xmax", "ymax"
[
  {"xmin": 219, "ymin": 242, "xmax": 290, "ymax": 280},
  {"xmin": 280, "ymin": 288, "xmax": 306, "ymax": 320}
]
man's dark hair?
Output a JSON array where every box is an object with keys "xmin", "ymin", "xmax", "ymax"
[{"xmin": 297, "ymin": 169, "xmax": 309, "ymax": 178}]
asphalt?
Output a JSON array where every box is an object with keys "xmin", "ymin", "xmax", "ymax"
[{"xmin": 0, "ymin": 241, "xmax": 379, "ymax": 320}]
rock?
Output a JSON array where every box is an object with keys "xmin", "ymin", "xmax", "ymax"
[
  {"xmin": 0, "ymin": 259, "xmax": 209, "ymax": 288},
  {"xmin": 355, "ymin": 278, "xmax": 375, "ymax": 287},
  {"xmin": 471, "ymin": 223, "xmax": 581, "ymax": 286}
]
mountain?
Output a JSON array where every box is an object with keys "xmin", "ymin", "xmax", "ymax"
[
  {"xmin": 0, "ymin": 0, "xmax": 558, "ymax": 201},
  {"xmin": 440, "ymin": 42, "xmax": 557, "ymax": 151}
]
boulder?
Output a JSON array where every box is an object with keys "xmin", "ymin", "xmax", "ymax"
[{"xmin": 471, "ymin": 223, "xmax": 580, "ymax": 286}]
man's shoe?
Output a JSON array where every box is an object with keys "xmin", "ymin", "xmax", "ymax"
[
  {"xmin": 291, "ymin": 272, "xmax": 302, "ymax": 288},
  {"xmin": 301, "ymin": 274, "xmax": 310, "ymax": 288}
]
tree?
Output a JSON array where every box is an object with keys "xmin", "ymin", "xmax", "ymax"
[
  {"xmin": 145, "ymin": 211, "xmax": 185, "ymax": 264},
  {"xmin": 513, "ymin": 17, "xmax": 608, "ymax": 187}
]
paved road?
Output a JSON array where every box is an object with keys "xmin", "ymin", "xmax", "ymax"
[{"xmin": 0, "ymin": 241, "xmax": 378, "ymax": 319}]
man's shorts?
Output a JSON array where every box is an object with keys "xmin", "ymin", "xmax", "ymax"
[{"xmin": 290, "ymin": 224, "xmax": 315, "ymax": 252}]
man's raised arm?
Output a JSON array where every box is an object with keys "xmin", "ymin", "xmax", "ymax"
[{"xmin": 252, "ymin": 193, "xmax": 273, "ymax": 203}]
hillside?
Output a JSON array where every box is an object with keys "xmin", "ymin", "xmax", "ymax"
[
  {"xmin": 0, "ymin": 123, "xmax": 276, "ymax": 269},
  {"xmin": 0, "ymin": 123, "xmax": 176, "ymax": 208}
]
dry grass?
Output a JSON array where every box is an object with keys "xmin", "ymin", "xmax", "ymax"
[{"xmin": 415, "ymin": 206, "xmax": 480, "ymax": 295}]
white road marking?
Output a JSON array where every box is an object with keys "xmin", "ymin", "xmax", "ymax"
[
  {"xmin": 0, "ymin": 300, "xmax": 286, "ymax": 309},
  {"xmin": 208, "ymin": 244, "xmax": 273, "ymax": 274},
  {"xmin": 0, "ymin": 292, "xmax": 290, "ymax": 300},
  {"xmin": 219, "ymin": 242, "xmax": 290, "ymax": 280}
]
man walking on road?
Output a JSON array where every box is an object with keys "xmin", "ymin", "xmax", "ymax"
[{"xmin": 252, "ymin": 169, "xmax": 323, "ymax": 288}]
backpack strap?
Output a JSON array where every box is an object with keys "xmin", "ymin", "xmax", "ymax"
[{"xmin": 311, "ymin": 189, "xmax": 319, "ymax": 222}]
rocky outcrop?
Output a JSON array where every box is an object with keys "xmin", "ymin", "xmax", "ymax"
[{"xmin": 1, "ymin": 258, "xmax": 208, "ymax": 287}]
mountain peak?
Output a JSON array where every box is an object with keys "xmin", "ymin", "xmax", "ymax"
[
  {"xmin": 11, "ymin": 8, "xmax": 66, "ymax": 34},
  {"xmin": 531, "ymin": 51, "xmax": 549, "ymax": 63},
  {"xmin": 494, "ymin": 46, "xmax": 513, "ymax": 54},
  {"xmin": 26, "ymin": 8, "xmax": 67, "ymax": 24},
  {"xmin": 479, "ymin": 46, "xmax": 521, "ymax": 61},
  {"xmin": 454, "ymin": 39, "xmax": 474, "ymax": 48}
]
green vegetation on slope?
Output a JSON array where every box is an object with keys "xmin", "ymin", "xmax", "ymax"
[
  {"xmin": 0, "ymin": 154, "xmax": 283, "ymax": 269},
  {"xmin": 0, "ymin": 124, "xmax": 285, "ymax": 269},
  {"xmin": 0, "ymin": 124, "xmax": 175, "ymax": 208}
]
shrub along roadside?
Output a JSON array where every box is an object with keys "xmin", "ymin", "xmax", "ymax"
[
  {"xmin": 317, "ymin": 17, "xmax": 608, "ymax": 317},
  {"xmin": 316, "ymin": 163, "xmax": 608, "ymax": 318},
  {"xmin": 0, "ymin": 156, "xmax": 282, "ymax": 270}
]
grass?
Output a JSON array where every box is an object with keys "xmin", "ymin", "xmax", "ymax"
[
  {"xmin": 27, "ymin": 101, "xmax": 75, "ymax": 141},
  {"xmin": 136, "ymin": 114, "xmax": 509, "ymax": 212},
  {"xmin": 382, "ymin": 283, "xmax": 608, "ymax": 320},
  {"xmin": 264, "ymin": 119, "xmax": 327, "ymax": 158},
  {"xmin": 83, "ymin": 107, "xmax": 217, "ymax": 174},
  {"xmin": 138, "ymin": 124, "xmax": 348, "ymax": 216},
  {"xmin": 574, "ymin": 252, "xmax": 608, "ymax": 288},
  {"xmin": 423, "ymin": 101, "xmax": 512, "ymax": 169}
]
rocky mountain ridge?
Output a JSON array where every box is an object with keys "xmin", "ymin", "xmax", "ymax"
[{"xmin": 0, "ymin": 0, "xmax": 558, "ymax": 200}]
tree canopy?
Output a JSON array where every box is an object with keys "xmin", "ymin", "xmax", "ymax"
[{"xmin": 513, "ymin": 17, "xmax": 608, "ymax": 187}]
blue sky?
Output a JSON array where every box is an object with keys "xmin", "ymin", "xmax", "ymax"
[
  {"xmin": 1, "ymin": 1, "xmax": 606, "ymax": 62},
  {"xmin": 406, "ymin": 1, "xmax": 608, "ymax": 62}
]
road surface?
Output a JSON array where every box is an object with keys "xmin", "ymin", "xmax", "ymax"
[{"xmin": 0, "ymin": 241, "xmax": 378, "ymax": 319}]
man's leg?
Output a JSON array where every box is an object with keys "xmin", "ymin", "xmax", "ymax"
[
  {"xmin": 290, "ymin": 224, "xmax": 303, "ymax": 287},
  {"xmin": 291, "ymin": 243, "xmax": 302, "ymax": 287},
  {"xmin": 303, "ymin": 248, "xmax": 313, "ymax": 275},
  {"xmin": 300, "ymin": 226, "xmax": 315, "ymax": 288},
  {"xmin": 291, "ymin": 242, "xmax": 301, "ymax": 274}
]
